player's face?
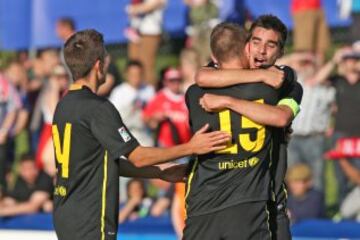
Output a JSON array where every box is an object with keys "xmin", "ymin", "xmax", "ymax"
[{"xmin": 247, "ymin": 27, "xmax": 283, "ymax": 69}]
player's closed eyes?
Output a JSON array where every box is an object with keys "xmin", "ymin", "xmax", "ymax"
[
  {"xmin": 252, "ymin": 41, "xmax": 259, "ymax": 46},
  {"xmin": 266, "ymin": 43, "xmax": 277, "ymax": 49}
]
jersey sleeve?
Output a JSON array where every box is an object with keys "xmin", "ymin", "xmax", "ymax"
[
  {"xmin": 185, "ymin": 87, "xmax": 193, "ymax": 130},
  {"xmin": 277, "ymin": 65, "xmax": 303, "ymax": 117},
  {"xmin": 35, "ymin": 172, "xmax": 54, "ymax": 194},
  {"xmin": 90, "ymin": 101, "xmax": 139, "ymax": 158}
]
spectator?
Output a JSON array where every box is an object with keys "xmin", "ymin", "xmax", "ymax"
[
  {"xmin": 326, "ymin": 138, "xmax": 360, "ymax": 221},
  {"xmin": 109, "ymin": 60, "xmax": 154, "ymax": 202},
  {"xmin": 312, "ymin": 46, "xmax": 360, "ymax": 201},
  {"xmin": 179, "ymin": 48, "xmax": 201, "ymax": 92},
  {"xmin": 143, "ymin": 68, "xmax": 191, "ymax": 218},
  {"xmin": 278, "ymin": 51, "xmax": 336, "ymax": 190},
  {"xmin": 143, "ymin": 68, "xmax": 191, "ymax": 148},
  {"xmin": 36, "ymin": 65, "xmax": 70, "ymax": 176},
  {"xmin": 0, "ymin": 154, "xmax": 53, "ymax": 217},
  {"xmin": 184, "ymin": 0, "xmax": 219, "ymax": 64},
  {"xmin": 291, "ymin": 0, "xmax": 331, "ymax": 64},
  {"xmin": 56, "ymin": 17, "xmax": 76, "ymax": 42},
  {"xmin": 0, "ymin": 72, "xmax": 21, "ymax": 196},
  {"xmin": 4, "ymin": 62, "xmax": 31, "ymax": 189},
  {"xmin": 28, "ymin": 49, "xmax": 60, "ymax": 154},
  {"xmin": 125, "ymin": 0, "xmax": 167, "ymax": 85},
  {"xmin": 110, "ymin": 60, "xmax": 154, "ymax": 147},
  {"xmin": 119, "ymin": 178, "xmax": 152, "ymax": 223},
  {"xmin": 287, "ymin": 163, "xmax": 326, "ymax": 223},
  {"xmin": 338, "ymin": 157, "xmax": 360, "ymax": 221}
]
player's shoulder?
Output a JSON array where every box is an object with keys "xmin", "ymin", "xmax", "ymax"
[
  {"xmin": 186, "ymin": 84, "xmax": 202, "ymax": 93},
  {"xmin": 276, "ymin": 65, "xmax": 297, "ymax": 82}
]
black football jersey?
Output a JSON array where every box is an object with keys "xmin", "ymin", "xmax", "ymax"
[
  {"xmin": 185, "ymin": 65, "xmax": 302, "ymax": 217},
  {"xmin": 52, "ymin": 86, "xmax": 139, "ymax": 240},
  {"xmin": 185, "ymin": 82, "xmax": 278, "ymax": 217},
  {"xmin": 271, "ymin": 66, "xmax": 303, "ymax": 205}
]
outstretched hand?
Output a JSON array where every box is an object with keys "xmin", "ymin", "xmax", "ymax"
[
  {"xmin": 188, "ymin": 124, "xmax": 231, "ymax": 155},
  {"xmin": 158, "ymin": 163, "xmax": 189, "ymax": 183}
]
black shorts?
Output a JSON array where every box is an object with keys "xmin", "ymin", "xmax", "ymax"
[
  {"xmin": 268, "ymin": 196, "xmax": 291, "ymax": 240},
  {"xmin": 183, "ymin": 201, "xmax": 272, "ymax": 240}
]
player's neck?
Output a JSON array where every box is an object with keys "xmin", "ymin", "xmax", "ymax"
[
  {"xmin": 219, "ymin": 59, "xmax": 243, "ymax": 69},
  {"xmin": 71, "ymin": 78, "xmax": 97, "ymax": 93}
]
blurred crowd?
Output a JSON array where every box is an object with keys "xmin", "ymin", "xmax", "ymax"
[{"xmin": 0, "ymin": 0, "xmax": 359, "ymax": 239}]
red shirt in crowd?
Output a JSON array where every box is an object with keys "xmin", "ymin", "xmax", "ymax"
[
  {"xmin": 143, "ymin": 88, "xmax": 191, "ymax": 147},
  {"xmin": 291, "ymin": 0, "xmax": 321, "ymax": 13}
]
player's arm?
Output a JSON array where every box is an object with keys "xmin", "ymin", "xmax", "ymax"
[
  {"xmin": 119, "ymin": 159, "xmax": 188, "ymax": 183},
  {"xmin": 195, "ymin": 66, "xmax": 284, "ymax": 89},
  {"xmin": 200, "ymin": 94, "xmax": 296, "ymax": 127},
  {"xmin": 127, "ymin": 124, "xmax": 230, "ymax": 167},
  {"xmin": 92, "ymin": 101, "xmax": 230, "ymax": 168},
  {"xmin": 0, "ymin": 192, "xmax": 49, "ymax": 217},
  {"xmin": 200, "ymin": 67, "xmax": 302, "ymax": 127}
]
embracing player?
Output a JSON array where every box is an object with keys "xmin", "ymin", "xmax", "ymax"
[
  {"xmin": 184, "ymin": 20, "xmax": 302, "ymax": 239},
  {"xmin": 195, "ymin": 15, "xmax": 303, "ymax": 239},
  {"xmin": 52, "ymin": 29, "xmax": 231, "ymax": 240}
]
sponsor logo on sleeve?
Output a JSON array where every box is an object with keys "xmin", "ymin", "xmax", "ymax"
[{"xmin": 118, "ymin": 127, "xmax": 131, "ymax": 142}]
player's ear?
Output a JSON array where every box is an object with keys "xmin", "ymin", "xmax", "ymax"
[
  {"xmin": 94, "ymin": 60, "xmax": 101, "ymax": 72},
  {"xmin": 94, "ymin": 59, "xmax": 104, "ymax": 75},
  {"xmin": 244, "ymin": 42, "xmax": 250, "ymax": 58}
]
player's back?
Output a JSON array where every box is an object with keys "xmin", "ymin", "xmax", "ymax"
[
  {"xmin": 52, "ymin": 86, "xmax": 120, "ymax": 240},
  {"xmin": 185, "ymin": 83, "xmax": 279, "ymax": 217}
]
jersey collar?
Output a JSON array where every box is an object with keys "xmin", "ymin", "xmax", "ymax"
[{"xmin": 69, "ymin": 83, "xmax": 84, "ymax": 91}]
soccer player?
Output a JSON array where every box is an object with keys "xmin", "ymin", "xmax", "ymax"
[
  {"xmin": 52, "ymin": 29, "xmax": 231, "ymax": 240},
  {"xmin": 183, "ymin": 22, "xmax": 299, "ymax": 240},
  {"xmin": 195, "ymin": 15, "xmax": 303, "ymax": 239}
]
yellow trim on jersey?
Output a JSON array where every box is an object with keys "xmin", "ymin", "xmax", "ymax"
[
  {"xmin": 69, "ymin": 83, "xmax": 83, "ymax": 91},
  {"xmin": 283, "ymin": 182, "xmax": 288, "ymax": 200},
  {"xmin": 101, "ymin": 151, "xmax": 108, "ymax": 240},
  {"xmin": 185, "ymin": 158, "xmax": 198, "ymax": 200},
  {"xmin": 269, "ymin": 141, "xmax": 276, "ymax": 202},
  {"xmin": 278, "ymin": 98, "xmax": 300, "ymax": 117},
  {"xmin": 184, "ymin": 158, "xmax": 199, "ymax": 218},
  {"xmin": 265, "ymin": 204, "xmax": 272, "ymax": 239}
]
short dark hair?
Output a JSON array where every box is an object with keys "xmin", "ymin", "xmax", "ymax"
[
  {"xmin": 20, "ymin": 153, "xmax": 35, "ymax": 163},
  {"xmin": 248, "ymin": 15, "xmax": 288, "ymax": 49},
  {"xmin": 210, "ymin": 22, "xmax": 248, "ymax": 63},
  {"xmin": 64, "ymin": 29, "xmax": 106, "ymax": 80},
  {"xmin": 58, "ymin": 17, "xmax": 76, "ymax": 31},
  {"xmin": 126, "ymin": 59, "xmax": 143, "ymax": 70}
]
